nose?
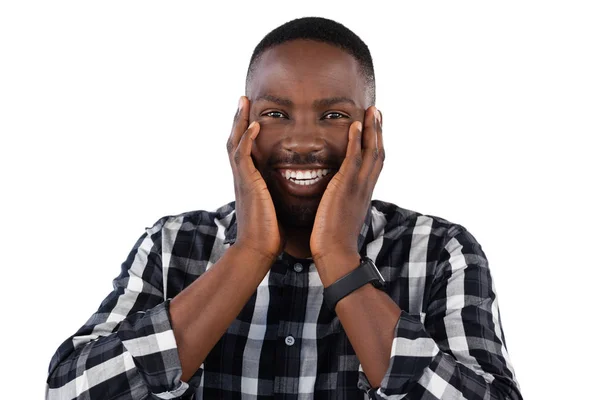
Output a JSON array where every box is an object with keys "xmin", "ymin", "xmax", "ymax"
[{"xmin": 281, "ymin": 122, "xmax": 326, "ymax": 155}]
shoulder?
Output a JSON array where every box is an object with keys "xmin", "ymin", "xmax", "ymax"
[
  {"xmin": 369, "ymin": 201, "xmax": 489, "ymax": 288},
  {"xmin": 144, "ymin": 201, "xmax": 237, "ymax": 238},
  {"xmin": 370, "ymin": 200, "xmax": 475, "ymax": 250}
]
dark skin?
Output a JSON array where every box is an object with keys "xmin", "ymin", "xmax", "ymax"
[{"xmin": 170, "ymin": 39, "xmax": 402, "ymax": 388}]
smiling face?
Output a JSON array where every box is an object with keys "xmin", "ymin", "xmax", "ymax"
[{"xmin": 246, "ymin": 39, "xmax": 370, "ymax": 228}]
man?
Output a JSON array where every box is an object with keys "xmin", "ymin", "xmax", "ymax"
[{"xmin": 47, "ymin": 17, "xmax": 521, "ymax": 399}]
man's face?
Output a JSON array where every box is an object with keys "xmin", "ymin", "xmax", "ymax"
[{"xmin": 247, "ymin": 39, "xmax": 369, "ymax": 228}]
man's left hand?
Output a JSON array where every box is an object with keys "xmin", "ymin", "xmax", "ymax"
[{"xmin": 310, "ymin": 106, "xmax": 384, "ymax": 286}]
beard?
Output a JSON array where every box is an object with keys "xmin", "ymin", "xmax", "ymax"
[
  {"xmin": 264, "ymin": 174, "xmax": 321, "ymax": 229},
  {"xmin": 276, "ymin": 201, "xmax": 317, "ymax": 228}
]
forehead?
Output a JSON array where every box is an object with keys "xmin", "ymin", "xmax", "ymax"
[{"xmin": 247, "ymin": 40, "xmax": 368, "ymax": 108}]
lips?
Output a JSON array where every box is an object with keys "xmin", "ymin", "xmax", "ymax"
[{"xmin": 272, "ymin": 167, "xmax": 337, "ymax": 197}]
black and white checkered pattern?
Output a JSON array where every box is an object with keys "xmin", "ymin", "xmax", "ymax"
[{"xmin": 46, "ymin": 200, "xmax": 521, "ymax": 399}]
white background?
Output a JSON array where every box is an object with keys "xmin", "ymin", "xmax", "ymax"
[{"xmin": 1, "ymin": 1, "xmax": 598, "ymax": 398}]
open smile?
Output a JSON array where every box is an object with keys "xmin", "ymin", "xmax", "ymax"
[
  {"xmin": 272, "ymin": 167, "xmax": 337, "ymax": 197},
  {"xmin": 280, "ymin": 168, "xmax": 332, "ymax": 186}
]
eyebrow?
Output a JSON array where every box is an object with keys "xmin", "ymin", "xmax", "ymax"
[{"xmin": 254, "ymin": 94, "xmax": 356, "ymax": 108}]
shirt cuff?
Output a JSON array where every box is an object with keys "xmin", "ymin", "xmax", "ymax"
[
  {"xmin": 117, "ymin": 299, "xmax": 190, "ymax": 397},
  {"xmin": 358, "ymin": 310, "xmax": 440, "ymax": 397}
]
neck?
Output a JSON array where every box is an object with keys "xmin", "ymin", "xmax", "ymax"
[{"xmin": 282, "ymin": 226, "xmax": 313, "ymax": 259}]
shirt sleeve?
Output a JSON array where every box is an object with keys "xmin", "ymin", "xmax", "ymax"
[
  {"xmin": 46, "ymin": 217, "xmax": 194, "ymax": 400},
  {"xmin": 357, "ymin": 227, "xmax": 522, "ymax": 399}
]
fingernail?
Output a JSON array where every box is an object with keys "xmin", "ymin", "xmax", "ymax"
[
  {"xmin": 357, "ymin": 121, "xmax": 363, "ymax": 132},
  {"xmin": 249, "ymin": 121, "xmax": 259, "ymax": 139},
  {"xmin": 374, "ymin": 108, "xmax": 381, "ymax": 125},
  {"xmin": 238, "ymin": 96, "xmax": 244, "ymax": 111}
]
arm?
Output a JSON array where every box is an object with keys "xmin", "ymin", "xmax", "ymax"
[
  {"xmin": 172, "ymin": 97, "xmax": 284, "ymax": 383},
  {"xmin": 316, "ymin": 252, "xmax": 401, "ymax": 388},
  {"xmin": 46, "ymin": 218, "xmax": 183, "ymax": 400},
  {"xmin": 170, "ymin": 244, "xmax": 273, "ymax": 382},
  {"xmin": 325, "ymin": 228, "xmax": 521, "ymax": 399},
  {"xmin": 309, "ymin": 105, "xmax": 520, "ymax": 398},
  {"xmin": 46, "ymin": 219, "xmax": 273, "ymax": 400}
]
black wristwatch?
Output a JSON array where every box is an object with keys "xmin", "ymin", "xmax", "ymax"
[{"xmin": 323, "ymin": 257, "xmax": 386, "ymax": 311}]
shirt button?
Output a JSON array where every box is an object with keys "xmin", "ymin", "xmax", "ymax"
[
  {"xmin": 293, "ymin": 263, "xmax": 303, "ymax": 273},
  {"xmin": 285, "ymin": 335, "xmax": 295, "ymax": 346}
]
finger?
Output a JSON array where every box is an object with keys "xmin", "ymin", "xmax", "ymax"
[
  {"xmin": 227, "ymin": 96, "xmax": 250, "ymax": 166},
  {"xmin": 233, "ymin": 121, "xmax": 261, "ymax": 179},
  {"xmin": 369, "ymin": 109, "xmax": 385, "ymax": 185},
  {"xmin": 337, "ymin": 120, "xmax": 363, "ymax": 179},
  {"xmin": 357, "ymin": 106, "xmax": 380, "ymax": 183}
]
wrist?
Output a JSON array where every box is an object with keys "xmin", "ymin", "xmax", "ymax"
[
  {"xmin": 229, "ymin": 243, "xmax": 277, "ymax": 271},
  {"xmin": 322, "ymin": 256, "xmax": 386, "ymax": 311},
  {"xmin": 314, "ymin": 251, "xmax": 361, "ymax": 288}
]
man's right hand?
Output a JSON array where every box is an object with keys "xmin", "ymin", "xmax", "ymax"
[{"xmin": 226, "ymin": 96, "xmax": 283, "ymax": 264}]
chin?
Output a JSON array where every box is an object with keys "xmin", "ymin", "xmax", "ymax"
[
  {"xmin": 266, "ymin": 175, "xmax": 321, "ymax": 229},
  {"xmin": 276, "ymin": 205, "xmax": 317, "ymax": 228}
]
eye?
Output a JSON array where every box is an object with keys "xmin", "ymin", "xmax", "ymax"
[
  {"xmin": 263, "ymin": 111, "xmax": 287, "ymax": 119},
  {"xmin": 323, "ymin": 112, "xmax": 348, "ymax": 120}
]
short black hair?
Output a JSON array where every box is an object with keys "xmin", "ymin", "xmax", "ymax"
[{"xmin": 246, "ymin": 17, "xmax": 375, "ymax": 105}]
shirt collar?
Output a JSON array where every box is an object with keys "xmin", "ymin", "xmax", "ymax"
[{"xmin": 224, "ymin": 203, "xmax": 374, "ymax": 256}]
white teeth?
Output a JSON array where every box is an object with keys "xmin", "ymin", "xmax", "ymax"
[
  {"xmin": 290, "ymin": 176, "xmax": 321, "ymax": 186},
  {"xmin": 281, "ymin": 168, "xmax": 334, "ymax": 186}
]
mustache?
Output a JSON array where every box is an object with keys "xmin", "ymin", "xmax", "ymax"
[{"xmin": 267, "ymin": 152, "xmax": 340, "ymax": 166}]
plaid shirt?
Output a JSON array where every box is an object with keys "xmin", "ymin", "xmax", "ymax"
[{"xmin": 46, "ymin": 200, "xmax": 521, "ymax": 399}]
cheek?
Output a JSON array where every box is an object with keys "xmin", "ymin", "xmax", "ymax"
[
  {"xmin": 254, "ymin": 123, "xmax": 279, "ymax": 143},
  {"xmin": 251, "ymin": 121, "xmax": 284, "ymax": 151},
  {"xmin": 326, "ymin": 123, "xmax": 352, "ymax": 154},
  {"xmin": 250, "ymin": 133, "xmax": 275, "ymax": 168}
]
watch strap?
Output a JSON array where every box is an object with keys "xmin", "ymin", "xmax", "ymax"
[{"xmin": 323, "ymin": 257, "xmax": 385, "ymax": 311}]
